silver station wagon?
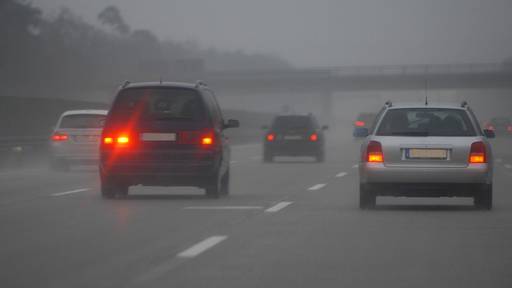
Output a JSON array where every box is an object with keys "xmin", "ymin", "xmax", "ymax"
[{"xmin": 356, "ymin": 101, "xmax": 495, "ymax": 209}]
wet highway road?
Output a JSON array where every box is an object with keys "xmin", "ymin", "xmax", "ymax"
[{"xmin": 1, "ymin": 137, "xmax": 512, "ymax": 288}]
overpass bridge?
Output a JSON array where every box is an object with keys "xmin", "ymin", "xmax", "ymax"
[
  {"xmin": 202, "ymin": 63, "xmax": 512, "ymax": 123},
  {"xmin": 205, "ymin": 63, "xmax": 512, "ymax": 93}
]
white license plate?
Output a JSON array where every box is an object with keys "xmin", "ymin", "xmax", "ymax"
[
  {"xmin": 75, "ymin": 135, "xmax": 99, "ymax": 142},
  {"xmin": 284, "ymin": 135, "xmax": 303, "ymax": 140},
  {"xmin": 408, "ymin": 149, "xmax": 447, "ymax": 159},
  {"xmin": 141, "ymin": 133, "xmax": 176, "ymax": 141}
]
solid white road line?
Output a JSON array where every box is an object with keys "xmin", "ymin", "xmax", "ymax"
[
  {"xmin": 505, "ymin": 164, "xmax": 512, "ymax": 169},
  {"xmin": 335, "ymin": 172, "xmax": 348, "ymax": 178},
  {"xmin": 352, "ymin": 164, "xmax": 359, "ymax": 168},
  {"xmin": 177, "ymin": 236, "xmax": 228, "ymax": 258},
  {"xmin": 184, "ymin": 206, "xmax": 263, "ymax": 210},
  {"xmin": 265, "ymin": 201, "xmax": 293, "ymax": 213},
  {"xmin": 308, "ymin": 183, "xmax": 327, "ymax": 191},
  {"xmin": 51, "ymin": 188, "xmax": 90, "ymax": 197}
]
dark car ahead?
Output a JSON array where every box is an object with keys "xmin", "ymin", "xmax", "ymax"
[
  {"xmin": 484, "ymin": 117, "xmax": 512, "ymax": 137},
  {"xmin": 352, "ymin": 112, "xmax": 377, "ymax": 138},
  {"xmin": 262, "ymin": 114, "xmax": 327, "ymax": 162},
  {"xmin": 99, "ymin": 81, "xmax": 239, "ymax": 198}
]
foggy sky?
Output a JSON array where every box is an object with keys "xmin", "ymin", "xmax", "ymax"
[{"xmin": 36, "ymin": 0, "xmax": 512, "ymax": 67}]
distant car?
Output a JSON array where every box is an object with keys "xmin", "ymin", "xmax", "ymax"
[
  {"xmin": 484, "ymin": 117, "xmax": 512, "ymax": 137},
  {"xmin": 353, "ymin": 112, "xmax": 377, "ymax": 138},
  {"xmin": 99, "ymin": 81, "xmax": 239, "ymax": 198},
  {"xmin": 50, "ymin": 110, "xmax": 108, "ymax": 171},
  {"xmin": 262, "ymin": 114, "xmax": 327, "ymax": 162},
  {"xmin": 358, "ymin": 101, "xmax": 494, "ymax": 209}
]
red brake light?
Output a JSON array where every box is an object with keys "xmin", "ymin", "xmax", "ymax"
[
  {"xmin": 487, "ymin": 125, "xmax": 495, "ymax": 131},
  {"xmin": 309, "ymin": 133, "xmax": 318, "ymax": 142},
  {"xmin": 507, "ymin": 126, "xmax": 512, "ymax": 132},
  {"xmin": 355, "ymin": 120, "xmax": 365, "ymax": 127},
  {"xmin": 52, "ymin": 132, "xmax": 68, "ymax": 142},
  {"xmin": 367, "ymin": 141, "xmax": 383, "ymax": 163},
  {"xmin": 266, "ymin": 133, "xmax": 275, "ymax": 142},
  {"xmin": 102, "ymin": 135, "xmax": 129, "ymax": 146},
  {"xmin": 201, "ymin": 136, "xmax": 213, "ymax": 145},
  {"xmin": 469, "ymin": 141, "xmax": 486, "ymax": 164},
  {"xmin": 117, "ymin": 136, "xmax": 129, "ymax": 144}
]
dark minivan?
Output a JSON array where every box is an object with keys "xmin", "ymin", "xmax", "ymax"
[{"xmin": 99, "ymin": 81, "xmax": 239, "ymax": 198}]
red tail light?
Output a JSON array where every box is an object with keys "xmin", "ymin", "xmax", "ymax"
[
  {"xmin": 487, "ymin": 125, "xmax": 495, "ymax": 131},
  {"xmin": 266, "ymin": 133, "xmax": 275, "ymax": 142},
  {"xmin": 355, "ymin": 120, "xmax": 365, "ymax": 127},
  {"xmin": 507, "ymin": 126, "xmax": 512, "ymax": 133},
  {"xmin": 469, "ymin": 141, "xmax": 486, "ymax": 164},
  {"xmin": 51, "ymin": 132, "xmax": 68, "ymax": 142},
  {"xmin": 309, "ymin": 133, "xmax": 318, "ymax": 142},
  {"xmin": 103, "ymin": 135, "xmax": 130, "ymax": 145},
  {"xmin": 178, "ymin": 130, "xmax": 215, "ymax": 146},
  {"xmin": 367, "ymin": 141, "xmax": 384, "ymax": 163}
]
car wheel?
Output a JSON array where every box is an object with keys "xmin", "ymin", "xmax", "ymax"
[
  {"xmin": 315, "ymin": 150, "xmax": 325, "ymax": 163},
  {"xmin": 205, "ymin": 172, "xmax": 222, "ymax": 198},
  {"xmin": 474, "ymin": 184, "xmax": 492, "ymax": 210},
  {"xmin": 359, "ymin": 183, "xmax": 376, "ymax": 209},
  {"xmin": 101, "ymin": 176, "xmax": 128, "ymax": 199},
  {"xmin": 50, "ymin": 158, "xmax": 70, "ymax": 172},
  {"xmin": 263, "ymin": 150, "xmax": 273, "ymax": 163},
  {"xmin": 221, "ymin": 169, "xmax": 230, "ymax": 196}
]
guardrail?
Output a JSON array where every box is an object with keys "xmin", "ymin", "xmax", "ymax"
[{"xmin": 0, "ymin": 136, "xmax": 49, "ymax": 169}]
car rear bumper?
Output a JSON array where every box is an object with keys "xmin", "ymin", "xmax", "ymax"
[
  {"xmin": 265, "ymin": 141, "xmax": 322, "ymax": 156},
  {"xmin": 360, "ymin": 162, "xmax": 492, "ymax": 184},
  {"xmin": 362, "ymin": 183, "xmax": 487, "ymax": 197}
]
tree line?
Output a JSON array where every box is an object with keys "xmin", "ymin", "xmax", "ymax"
[{"xmin": 0, "ymin": 0, "xmax": 290, "ymax": 100}]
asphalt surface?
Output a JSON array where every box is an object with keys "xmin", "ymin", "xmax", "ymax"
[{"xmin": 1, "ymin": 136, "xmax": 512, "ymax": 288}]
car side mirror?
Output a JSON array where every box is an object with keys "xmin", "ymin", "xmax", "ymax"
[
  {"xmin": 353, "ymin": 127, "xmax": 369, "ymax": 138},
  {"xmin": 321, "ymin": 125, "xmax": 329, "ymax": 131},
  {"xmin": 261, "ymin": 125, "xmax": 269, "ymax": 130},
  {"xmin": 483, "ymin": 129, "xmax": 495, "ymax": 139},
  {"xmin": 224, "ymin": 119, "xmax": 240, "ymax": 129}
]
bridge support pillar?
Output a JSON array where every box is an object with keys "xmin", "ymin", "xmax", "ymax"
[{"xmin": 320, "ymin": 90, "xmax": 334, "ymax": 126}]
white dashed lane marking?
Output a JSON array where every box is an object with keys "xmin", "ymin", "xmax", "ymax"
[
  {"xmin": 335, "ymin": 172, "xmax": 348, "ymax": 178},
  {"xmin": 177, "ymin": 236, "xmax": 228, "ymax": 258},
  {"xmin": 51, "ymin": 188, "xmax": 90, "ymax": 197},
  {"xmin": 505, "ymin": 164, "xmax": 512, "ymax": 169},
  {"xmin": 265, "ymin": 201, "xmax": 293, "ymax": 213},
  {"xmin": 184, "ymin": 206, "xmax": 263, "ymax": 210},
  {"xmin": 308, "ymin": 183, "xmax": 327, "ymax": 191},
  {"xmin": 352, "ymin": 164, "xmax": 359, "ymax": 168}
]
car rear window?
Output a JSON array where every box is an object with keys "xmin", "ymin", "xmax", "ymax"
[
  {"xmin": 376, "ymin": 108, "xmax": 476, "ymax": 136},
  {"xmin": 59, "ymin": 114, "xmax": 106, "ymax": 129},
  {"xmin": 111, "ymin": 88, "xmax": 206, "ymax": 122},
  {"xmin": 272, "ymin": 116, "xmax": 314, "ymax": 130}
]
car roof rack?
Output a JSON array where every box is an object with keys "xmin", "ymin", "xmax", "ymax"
[
  {"xmin": 121, "ymin": 80, "xmax": 130, "ymax": 88},
  {"xmin": 195, "ymin": 80, "xmax": 207, "ymax": 88},
  {"xmin": 461, "ymin": 101, "xmax": 468, "ymax": 108},
  {"xmin": 384, "ymin": 100, "xmax": 393, "ymax": 108}
]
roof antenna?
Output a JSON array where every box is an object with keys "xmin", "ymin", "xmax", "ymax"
[{"xmin": 424, "ymin": 78, "xmax": 428, "ymax": 106}]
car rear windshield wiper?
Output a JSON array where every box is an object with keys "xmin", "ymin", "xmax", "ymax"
[{"xmin": 390, "ymin": 131, "xmax": 429, "ymax": 136}]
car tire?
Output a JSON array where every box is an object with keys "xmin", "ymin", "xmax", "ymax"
[
  {"xmin": 205, "ymin": 171, "xmax": 222, "ymax": 198},
  {"xmin": 263, "ymin": 150, "xmax": 274, "ymax": 163},
  {"xmin": 474, "ymin": 184, "xmax": 492, "ymax": 210},
  {"xmin": 315, "ymin": 150, "xmax": 325, "ymax": 163},
  {"xmin": 101, "ymin": 176, "xmax": 128, "ymax": 199},
  {"xmin": 50, "ymin": 158, "xmax": 70, "ymax": 172},
  {"xmin": 359, "ymin": 183, "xmax": 376, "ymax": 209},
  {"xmin": 221, "ymin": 169, "xmax": 230, "ymax": 196}
]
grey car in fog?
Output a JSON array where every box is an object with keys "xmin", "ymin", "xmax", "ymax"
[
  {"xmin": 49, "ymin": 110, "xmax": 108, "ymax": 171},
  {"xmin": 357, "ymin": 102, "xmax": 495, "ymax": 209}
]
